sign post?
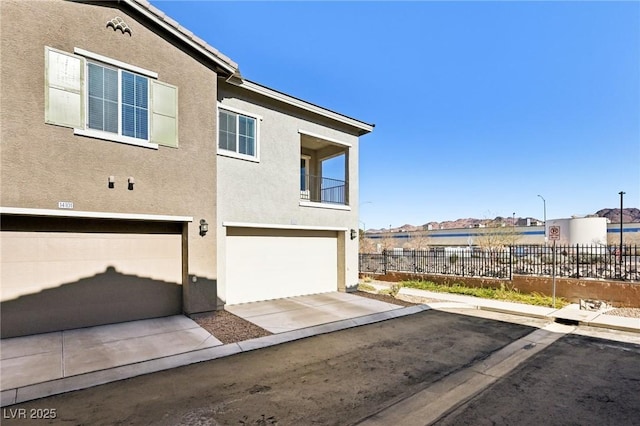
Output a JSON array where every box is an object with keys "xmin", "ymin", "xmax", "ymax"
[{"xmin": 548, "ymin": 226, "xmax": 561, "ymax": 308}]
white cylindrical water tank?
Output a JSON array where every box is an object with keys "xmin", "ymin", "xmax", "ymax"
[
  {"xmin": 568, "ymin": 217, "xmax": 607, "ymax": 245},
  {"xmin": 546, "ymin": 217, "xmax": 607, "ymax": 245}
]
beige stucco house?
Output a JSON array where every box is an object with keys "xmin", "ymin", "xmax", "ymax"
[{"xmin": 0, "ymin": 0, "xmax": 373, "ymax": 338}]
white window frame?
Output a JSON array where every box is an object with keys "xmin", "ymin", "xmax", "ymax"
[
  {"xmin": 73, "ymin": 48, "xmax": 158, "ymax": 150},
  {"xmin": 217, "ymin": 103, "xmax": 261, "ymax": 162},
  {"xmin": 74, "ymin": 48, "xmax": 158, "ymax": 79}
]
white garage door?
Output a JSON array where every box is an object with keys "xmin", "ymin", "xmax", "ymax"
[
  {"xmin": 226, "ymin": 228, "xmax": 338, "ymax": 305},
  {"xmin": 1, "ymin": 223, "xmax": 183, "ymax": 338}
]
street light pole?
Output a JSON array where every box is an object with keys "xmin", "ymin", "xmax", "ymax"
[
  {"xmin": 619, "ymin": 191, "xmax": 625, "ymax": 262},
  {"xmin": 537, "ymin": 195, "xmax": 547, "ymax": 244},
  {"xmin": 359, "ymin": 201, "xmax": 372, "ymax": 235}
]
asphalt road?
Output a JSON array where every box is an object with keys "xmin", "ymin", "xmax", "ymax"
[
  {"xmin": 436, "ymin": 330, "xmax": 640, "ymax": 426},
  {"xmin": 3, "ymin": 310, "xmax": 639, "ymax": 426}
]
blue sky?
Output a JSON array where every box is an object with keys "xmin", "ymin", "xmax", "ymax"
[{"xmin": 152, "ymin": 1, "xmax": 639, "ymax": 230}]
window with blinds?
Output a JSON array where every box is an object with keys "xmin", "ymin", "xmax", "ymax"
[{"xmin": 45, "ymin": 47, "xmax": 178, "ymax": 149}]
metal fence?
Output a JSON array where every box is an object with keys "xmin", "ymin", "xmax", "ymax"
[
  {"xmin": 359, "ymin": 244, "xmax": 639, "ymax": 282},
  {"xmin": 301, "ymin": 174, "xmax": 346, "ymax": 205}
]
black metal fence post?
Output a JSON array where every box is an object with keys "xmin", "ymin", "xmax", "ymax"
[
  {"xmin": 509, "ymin": 245, "xmax": 513, "ymax": 280},
  {"xmin": 461, "ymin": 248, "xmax": 465, "ymax": 277},
  {"xmin": 382, "ymin": 249, "xmax": 387, "ymax": 275},
  {"xmin": 576, "ymin": 243, "xmax": 580, "ymax": 279}
]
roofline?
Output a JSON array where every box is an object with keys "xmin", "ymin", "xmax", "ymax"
[
  {"xmin": 79, "ymin": 0, "xmax": 374, "ymax": 135},
  {"xmin": 116, "ymin": 0, "xmax": 239, "ymax": 77},
  {"xmin": 226, "ymin": 78, "xmax": 375, "ymax": 136}
]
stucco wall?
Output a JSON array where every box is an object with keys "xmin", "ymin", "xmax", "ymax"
[
  {"xmin": 0, "ymin": 1, "xmax": 218, "ymax": 297},
  {"xmin": 216, "ymin": 81, "xmax": 361, "ymax": 302}
]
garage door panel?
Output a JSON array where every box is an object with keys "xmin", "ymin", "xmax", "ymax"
[
  {"xmin": 1, "ymin": 267, "xmax": 182, "ymax": 338},
  {"xmin": 1, "ymin": 232, "xmax": 181, "ymax": 301},
  {"xmin": 226, "ymin": 229, "xmax": 338, "ymax": 305},
  {"xmin": 1, "ymin": 229, "xmax": 182, "ymax": 338}
]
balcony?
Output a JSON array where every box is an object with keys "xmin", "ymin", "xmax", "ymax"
[{"xmin": 300, "ymin": 174, "xmax": 347, "ymax": 205}]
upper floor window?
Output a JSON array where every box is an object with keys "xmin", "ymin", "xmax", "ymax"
[
  {"xmin": 217, "ymin": 105, "xmax": 260, "ymax": 161},
  {"xmin": 44, "ymin": 47, "xmax": 178, "ymax": 149},
  {"xmin": 87, "ymin": 63, "xmax": 149, "ymax": 140}
]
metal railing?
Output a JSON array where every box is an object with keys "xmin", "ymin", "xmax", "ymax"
[
  {"xmin": 301, "ymin": 174, "xmax": 346, "ymax": 205},
  {"xmin": 359, "ymin": 244, "xmax": 639, "ymax": 282},
  {"xmin": 512, "ymin": 244, "xmax": 639, "ymax": 281}
]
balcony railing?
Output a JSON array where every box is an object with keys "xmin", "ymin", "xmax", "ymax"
[{"xmin": 301, "ymin": 174, "xmax": 347, "ymax": 205}]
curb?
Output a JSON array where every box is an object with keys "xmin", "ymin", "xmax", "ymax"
[{"xmin": 396, "ymin": 287, "xmax": 640, "ymax": 335}]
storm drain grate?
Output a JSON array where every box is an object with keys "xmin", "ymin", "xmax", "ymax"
[{"xmin": 554, "ymin": 318, "xmax": 580, "ymax": 326}]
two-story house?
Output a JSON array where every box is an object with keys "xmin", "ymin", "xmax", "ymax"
[{"xmin": 0, "ymin": 0, "xmax": 373, "ymax": 338}]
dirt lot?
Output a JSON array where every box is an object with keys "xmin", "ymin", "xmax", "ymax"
[{"xmin": 3, "ymin": 310, "xmax": 536, "ymax": 426}]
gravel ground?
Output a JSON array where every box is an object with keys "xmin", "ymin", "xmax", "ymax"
[
  {"xmin": 605, "ymin": 307, "xmax": 640, "ymax": 318},
  {"xmin": 190, "ymin": 310, "xmax": 271, "ymax": 344}
]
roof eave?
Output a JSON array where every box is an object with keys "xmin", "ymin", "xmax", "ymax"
[
  {"xmin": 227, "ymin": 78, "xmax": 375, "ymax": 136},
  {"xmin": 115, "ymin": 0, "xmax": 240, "ymax": 77}
]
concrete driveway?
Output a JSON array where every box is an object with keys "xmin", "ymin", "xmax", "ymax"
[
  {"xmin": 1, "ymin": 291, "xmax": 407, "ymax": 406},
  {"xmin": 225, "ymin": 291, "xmax": 403, "ymax": 333}
]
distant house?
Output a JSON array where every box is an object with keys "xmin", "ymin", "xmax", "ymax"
[{"xmin": 0, "ymin": 0, "xmax": 373, "ymax": 338}]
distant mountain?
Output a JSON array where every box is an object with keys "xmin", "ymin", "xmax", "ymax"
[
  {"xmin": 366, "ymin": 208, "xmax": 639, "ymax": 233},
  {"xmin": 596, "ymin": 208, "xmax": 640, "ymax": 224}
]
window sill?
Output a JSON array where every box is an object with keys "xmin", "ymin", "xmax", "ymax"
[
  {"xmin": 299, "ymin": 201, "xmax": 351, "ymax": 211},
  {"xmin": 217, "ymin": 150, "xmax": 260, "ymax": 163},
  {"xmin": 74, "ymin": 128, "xmax": 158, "ymax": 150}
]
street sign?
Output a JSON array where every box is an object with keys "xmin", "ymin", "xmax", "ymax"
[{"xmin": 548, "ymin": 225, "xmax": 560, "ymax": 307}]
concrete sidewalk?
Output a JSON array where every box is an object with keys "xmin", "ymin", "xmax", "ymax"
[{"xmin": 397, "ymin": 287, "xmax": 640, "ymax": 333}]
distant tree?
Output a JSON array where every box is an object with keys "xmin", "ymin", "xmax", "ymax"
[
  {"xmin": 404, "ymin": 231, "xmax": 432, "ymax": 251},
  {"xmin": 379, "ymin": 234, "xmax": 399, "ymax": 252},
  {"xmin": 359, "ymin": 230, "xmax": 378, "ymax": 253},
  {"xmin": 475, "ymin": 218, "xmax": 521, "ymax": 251},
  {"xmin": 359, "ymin": 232, "xmax": 397, "ymax": 253}
]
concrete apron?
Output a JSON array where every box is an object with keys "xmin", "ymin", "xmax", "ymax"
[
  {"xmin": 0, "ymin": 316, "xmax": 222, "ymax": 392},
  {"xmin": 225, "ymin": 292, "xmax": 403, "ymax": 333}
]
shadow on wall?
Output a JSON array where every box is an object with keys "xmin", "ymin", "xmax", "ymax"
[
  {"xmin": 1, "ymin": 266, "xmax": 182, "ymax": 339},
  {"xmin": 187, "ymin": 274, "xmax": 223, "ymax": 313}
]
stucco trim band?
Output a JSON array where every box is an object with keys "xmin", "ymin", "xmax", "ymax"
[
  {"xmin": 0, "ymin": 207, "xmax": 193, "ymax": 222},
  {"xmin": 222, "ymin": 221, "xmax": 348, "ymax": 232},
  {"xmin": 299, "ymin": 201, "xmax": 352, "ymax": 211},
  {"xmin": 298, "ymin": 130, "xmax": 352, "ymax": 148}
]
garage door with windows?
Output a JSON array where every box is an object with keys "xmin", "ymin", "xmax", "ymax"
[
  {"xmin": 0, "ymin": 215, "xmax": 184, "ymax": 338},
  {"xmin": 225, "ymin": 227, "xmax": 338, "ymax": 305}
]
